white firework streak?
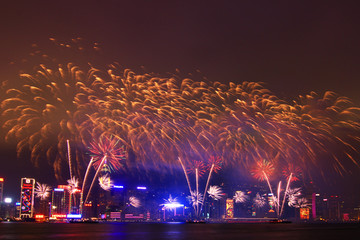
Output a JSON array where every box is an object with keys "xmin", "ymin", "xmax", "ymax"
[
  {"xmin": 286, "ymin": 187, "xmax": 302, "ymax": 197},
  {"xmin": 34, "ymin": 182, "xmax": 52, "ymax": 200},
  {"xmin": 98, "ymin": 174, "xmax": 113, "ymax": 191},
  {"xmin": 188, "ymin": 190, "xmax": 204, "ymax": 207},
  {"xmin": 67, "ymin": 176, "xmax": 79, "ymax": 194},
  {"xmin": 129, "ymin": 196, "xmax": 141, "ymax": 208},
  {"xmin": 207, "ymin": 185, "xmax": 223, "ymax": 201},
  {"xmin": 233, "ymin": 191, "xmax": 249, "ymax": 203},
  {"xmin": 253, "ymin": 193, "xmax": 267, "ymax": 208},
  {"xmin": 286, "ymin": 187, "xmax": 302, "ymax": 207},
  {"xmin": 161, "ymin": 194, "xmax": 179, "ymax": 210},
  {"xmin": 163, "ymin": 194, "xmax": 178, "ymax": 204},
  {"xmin": 294, "ymin": 197, "xmax": 310, "ymax": 208}
]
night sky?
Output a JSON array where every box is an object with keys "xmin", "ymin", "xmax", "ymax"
[{"xmin": 1, "ymin": 0, "xmax": 360, "ymax": 199}]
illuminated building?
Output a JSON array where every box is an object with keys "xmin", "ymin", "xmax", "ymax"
[
  {"xmin": 225, "ymin": 199, "xmax": 234, "ymax": 218},
  {"xmin": 300, "ymin": 208, "xmax": 310, "ymax": 220},
  {"xmin": 0, "ymin": 178, "xmax": 4, "ymax": 202},
  {"xmin": 50, "ymin": 187, "xmax": 70, "ymax": 218},
  {"xmin": 20, "ymin": 178, "xmax": 35, "ymax": 218}
]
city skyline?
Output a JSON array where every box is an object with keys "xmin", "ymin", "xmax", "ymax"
[{"xmin": 1, "ymin": 1, "xmax": 360, "ymax": 207}]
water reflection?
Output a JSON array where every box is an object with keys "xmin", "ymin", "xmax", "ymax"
[{"xmin": 0, "ymin": 222, "xmax": 359, "ymax": 240}]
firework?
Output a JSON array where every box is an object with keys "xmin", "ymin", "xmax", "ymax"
[
  {"xmin": 282, "ymin": 164, "xmax": 302, "ymax": 182},
  {"xmin": 188, "ymin": 191, "xmax": 204, "ymax": 208},
  {"xmin": 161, "ymin": 194, "xmax": 179, "ymax": 210},
  {"xmin": 34, "ymin": 182, "xmax": 51, "ymax": 200},
  {"xmin": 253, "ymin": 193, "xmax": 267, "ymax": 209},
  {"xmin": 233, "ymin": 191, "xmax": 249, "ymax": 203},
  {"xmin": 293, "ymin": 197, "xmax": 310, "ymax": 208},
  {"xmin": 201, "ymin": 156, "xmax": 222, "ymax": 213},
  {"xmin": 207, "ymin": 155, "xmax": 222, "ymax": 173},
  {"xmin": 163, "ymin": 194, "xmax": 178, "ymax": 205},
  {"xmin": 286, "ymin": 188, "xmax": 302, "ymax": 207},
  {"xmin": 251, "ymin": 160, "xmax": 275, "ymax": 182},
  {"xmin": 186, "ymin": 160, "xmax": 206, "ymax": 177},
  {"xmin": 88, "ymin": 135, "xmax": 126, "ymax": 173},
  {"xmin": 84, "ymin": 136, "xmax": 126, "ymax": 205},
  {"xmin": 67, "ymin": 176, "xmax": 79, "ymax": 194},
  {"xmin": 251, "ymin": 159, "xmax": 278, "ymax": 215},
  {"xmin": 2, "ymin": 39, "xmax": 360, "ymax": 197},
  {"xmin": 207, "ymin": 185, "xmax": 223, "ymax": 200},
  {"xmin": 98, "ymin": 174, "xmax": 113, "ymax": 191},
  {"xmin": 129, "ymin": 196, "xmax": 141, "ymax": 208},
  {"xmin": 1, "ymin": 63, "xmax": 91, "ymax": 180}
]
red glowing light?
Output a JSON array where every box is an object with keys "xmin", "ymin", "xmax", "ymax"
[{"xmin": 52, "ymin": 214, "xmax": 66, "ymax": 218}]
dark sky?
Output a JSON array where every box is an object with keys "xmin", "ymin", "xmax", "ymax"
[{"xmin": 1, "ymin": 0, "xmax": 360, "ymax": 199}]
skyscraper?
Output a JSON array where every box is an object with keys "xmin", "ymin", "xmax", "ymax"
[
  {"xmin": 0, "ymin": 178, "xmax": 4, "ymax": 203},
  {"xmin": 20, "ymin": 178, "xmax": 35, "ymax": 218}
]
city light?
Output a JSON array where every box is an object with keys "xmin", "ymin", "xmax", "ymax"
[
  {"xmin": 51, "ymin": 214, "xmax": 67, "ymax": 218},
  {"xmin": 67, "ymin": 214, "xmax": 82, "ymax": 219},
  {"xmin": 113, "ymin": 185, "xmax": 124, "ymax": 189},
  {"xmin": 163, "ymin": 203, "xmax": 184, "ymax": 208},
  {"xmin": 0, "ymin": 178, "xmax": 4, "ymax": 182},
  {"xmin": 4, "ymin": 197, "xmax": 12, "ymax": 203},
  {"xmin": 137, "ymin": 186, "xmax": 147, "ymax": 190},
  {"xmin": 54, "ymin": 188, "xmax": 64, "ymax": 192}
]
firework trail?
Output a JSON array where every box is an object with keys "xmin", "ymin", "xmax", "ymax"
[
  {"xmin": 207, "ymin": 185, "xmax": 223, "ymax": 200},
  {"xmin": 178, "ymin": 157, "xmax": 192, "ymax": 193},
  {"xmin": 233, "ymin": 191, "xmax": 249, "ymax": 203},
  {"xmin": 274, "ymin": 164, "xmax": 303, "ymax": 217},
  {"xmin": 201, "ymin": 156, "xmax": 222, "ymax": 213},
  {"xmin": 84, "ymin": 155, "xmax": 106, "ymax": 204},
  {"xmin": 34, "ymin": 182, "xmax": 52, "ymax": 200},
  {"xmin": 80, "ymin": 156, "xmax": 94, "ymax": 214},
  {"xmin": 67, "ymin": 139, "xmax": 73, "ymax": 179},
  {"xmin": 67, "ymin": 176, "xmax": 79, "ymax": 210}
]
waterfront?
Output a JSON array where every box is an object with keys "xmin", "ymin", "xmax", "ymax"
[{"xmin": 0, "ymin": 222, "xmax": 359, "ymax": 240}]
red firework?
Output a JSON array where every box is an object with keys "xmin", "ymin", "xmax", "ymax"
[
  {"xmin": 88, "ymin": 135, "xmax": 126, "ymax": 172},
  {"xmin": 208, "ymin": 155, "xmax": 222, "ymax": 173},
  {"xmin": 251, "ymin": 160, "xmax": 274, "ymax": 181},
  {"xmin": 282, "ymin": 163, "xmax": 302, "ymax": 182},
  {"xmin": 186, "ymin": 160, "xmax": 206, "ymax": 177}
]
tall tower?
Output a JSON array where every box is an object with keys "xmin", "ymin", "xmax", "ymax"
[
  {"xmin": 0, "ymin": 178, "xmax": 4, "ymax": 202},
  {"xmin": 20, "ymin": 178, "xmax": 35, "ymax": 218}
]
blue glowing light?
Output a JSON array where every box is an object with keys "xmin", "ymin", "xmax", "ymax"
[
  {"xmin": 137, "ymin": 186, "xmax": 147, "ymax": 190},
  {"xmin": 54, "ymin": 188, "xmax": 64, "ymax": 192},
  {"xmin": 163, "ymin": 203, "xmax": 184, "ymax": 208},
  {"xmin": 113, "ymin": 185, "xmax": 124, "ymax": 189},
  {"xmin": 67, "ymin": 214, "xmax": 82, "ymax": 219}
]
